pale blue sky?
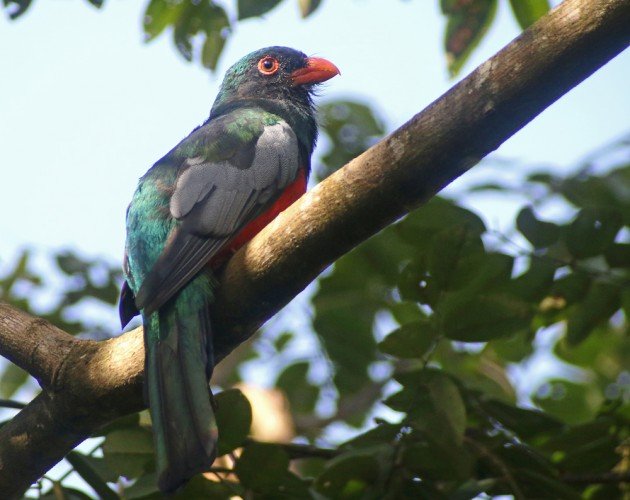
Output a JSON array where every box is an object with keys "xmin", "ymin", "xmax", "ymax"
[{"xmin": 1, "ymin": 0, "xmax": 628, "ymax": 262}]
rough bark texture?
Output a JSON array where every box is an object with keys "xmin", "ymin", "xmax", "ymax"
[{"xmin": 0, "ymin": 0, "xmax": 628, "ymax": 496}]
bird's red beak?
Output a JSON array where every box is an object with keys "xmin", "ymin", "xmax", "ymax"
[{"xmin": 291, "ymin": 57, "xmax": 340, "ymax": 86}]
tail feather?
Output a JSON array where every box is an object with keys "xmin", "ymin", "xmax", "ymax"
[{"xmin": 144, "ymin": 279, "xmax": 218, "ymax": 493}]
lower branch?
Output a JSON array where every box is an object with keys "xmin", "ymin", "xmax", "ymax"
[{"xmin": 0, "ymin": 0, "xmax": 628, "ymax": 496}]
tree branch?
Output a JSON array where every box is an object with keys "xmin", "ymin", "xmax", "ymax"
[{"xmin": 0, "ymin": 0, "xmax": 628, "ymax": 496}]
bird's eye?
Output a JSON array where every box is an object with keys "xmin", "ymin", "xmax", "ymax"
[{"xmin": 257, "ymin": 56, "xmax": 279, "ymax": 75}]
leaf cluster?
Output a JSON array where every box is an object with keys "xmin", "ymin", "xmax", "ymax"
[{"xmin": 3, "ymin": 0, "xmax": 550, "ymax": 76}]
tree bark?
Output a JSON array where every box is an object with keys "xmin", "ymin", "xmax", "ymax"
[{"xmin": 0, "ymin": 0, "xmax": 628, "ymax": 495}]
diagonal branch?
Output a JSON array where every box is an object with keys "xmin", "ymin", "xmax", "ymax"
[{"xmin": 0, "ymin": 0, "xmax": 628, "ymax": 496}]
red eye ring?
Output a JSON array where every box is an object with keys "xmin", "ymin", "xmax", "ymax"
[{"xmin": 258, "ymin": 56, "xmax": 279, "ymax": 75}]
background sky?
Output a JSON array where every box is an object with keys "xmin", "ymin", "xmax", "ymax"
[{"xmin": 1, "ymin": 0, "xmax": 628, "ymax": 266}]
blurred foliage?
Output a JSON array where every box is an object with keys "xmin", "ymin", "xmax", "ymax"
[
  {"xmin": 0, "ymin": 250, "xmax": 123, "ymax": 397},
  {"xmin": 2, "ymin": 0, "xmax": 550, "ymax": 76}
]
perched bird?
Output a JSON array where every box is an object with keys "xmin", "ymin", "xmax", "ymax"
[{"xmin": 119, "ymin": 46, "xmax": 339, "ymax": 492}]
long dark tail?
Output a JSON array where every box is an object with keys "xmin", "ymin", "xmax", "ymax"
[{"xmin": 143, "ymin": 277, "xmax": 217, "ymax": 492}]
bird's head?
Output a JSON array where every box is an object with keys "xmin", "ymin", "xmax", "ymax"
[{"xmin": 210, "ymin": 46, "xmax": 340, "ymax": 117}]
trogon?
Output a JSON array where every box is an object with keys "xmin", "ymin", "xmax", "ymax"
[{"xmin": 119, "ymin": 46, "xmax": 339, "ymax": 492}]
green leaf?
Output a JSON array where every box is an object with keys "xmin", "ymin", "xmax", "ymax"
[
  {"xmin": 542, "ymin": 417, "xmax": 620, "ymax": 475},
  {"xmin": 215, "ymin": 388, "xmax": 252, "ymax": 456},
  {"xmin": 478, "ymin": 399, "xmax": 563, "ymax": 439},
  {"xmin": 318, "ymin": 100, "xmax": 385, "ymax": 178},
  {"xmin": 442, "ymin": 0, "xmax": 498, "ymax": 76},
  {"xmin": 566, "ymin": 282, "xmax": 620, "ymax": 345},
  {"xmin": 508, "ymin": 0, "xmax": 550, "ymax": 29},
  {"xmin": 391, "ymin": 369, "xmax": 467, "ymax": 447},
  {"xmin": 0, "ymin": 363, "xmax": 29, "ymax": 398},
  {"xmin": 402, "ymin": 441, "xmax": 471, "ymax": 481},
  {"xmin": 427, "ymin": 226, "xmax": 485, "ymax": 292},
  {"xmin": 201, "ymin": 28, "xmax": 225, "ymax": 70},
  {"xmin": 313, "ymin": 447, "xmax": 391, "ymax": 498},
  {"xmin": 84, "ymin": 0, "xmax": 104, "ymax": 8},
  {"xmin": 236, "ymin": 443, "xmax": 308, "ymax": 495},
  {"xmin": 273, "ymin": 331, "xmax": 293, "ymax": 352},
  {"xmin": 534, "ymin": 380, "xmax": 603, "ymax": 424},
  {"xmin": 438, "ymin": 292, "xmax": 532, "ymax": 342},
  {"xmin": 121, "ymin": 472, "xmax": 161, "ymax": 499},
  {"xmin": 604, "ymin": 242, "xmax": 630, "ymax": 268},
  {"xmin": 565, "ymin": 207, "xmax": 623, "ymax": 259},
  {"xmin": 102, "ymin": 427, "xmax": 154, "ymax": 478},
  {"xmin": 298, "ymin": 0, "xmax": 322, "ymax": 18},
  {"xmin": 312, "ymin": 227, "xmax": 409, "ymax": 394},
  {"xmin": 131, "ymin": 475, "xmax": 239, "ymax": 499},
  {"xmin": 378, "ymin": 320, "xmax": 439, "ymax": 359},
  {"xmin": 341, "ymin": 423, "xmax": 401, "ymax": 451},
  {"xmin": 396, "ymin": 198, "xmax": 486, "ymax": 246},
  {"xmin": 276, "ymin": 362, "xmax": 319, "ymax": 414},
  {"xmin": 237, "ymin": 0, "xmax": 282, "ymax": 20},
  {"xmin": 3, "ymin": 0, "xmax": 33, "ymax": 20},
  {"xmin": 516, "ymin": 206, "xmax": 561, "ymax": 248},
  {"xmin": 143, "ymin": 0, "xmax": 186, "ymax": 41},
  {"xmin": 65, "ymin": 452, "xmax": 118, "ymax": 499},
  {"xmin": 514, "ymin": 469, "xmax": 580, "ymax": 500},
  {"xmin": 508, "ymin": 258, "xmax": 557, "ymax": 302},
  {"xmin": 549, "ymin": 271, "xmax": 591, "ymax": 305}
]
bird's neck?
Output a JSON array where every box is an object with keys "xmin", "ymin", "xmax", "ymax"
[{"xmin": 209, "ymin": 97, "xmax": 318, "ymax": 156}]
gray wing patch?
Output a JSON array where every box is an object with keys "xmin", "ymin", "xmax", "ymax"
[
  {"xmin": 135, "ymin": 121, "xmax": 302, "ymax": 314},
  {"xmin": 169, "ymin": 121, "xmax": 299, "ymax": 237}
]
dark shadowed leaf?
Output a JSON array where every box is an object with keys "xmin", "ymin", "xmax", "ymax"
[
  {"xmin": 427, "ymin": 226, "xmax": 485, "ymax": 292},
  {"xmin": 65, "ymin": 452, "xmax": 118, "ymax": 499},
  {"xmin": 508, "ymin": 0, "xmax": 550, "ymax": 29},
  {"xmin": 2, "ymin": 0, "xmax": 33, "ymax": 19},
  {"xmin": 313, "ymin": 446, "xmax": 391, "ymax": 498},
  {"xmin": 236, "ymin": 442, "xmax": 309, "ymax": 495},
  {"xmin": 478, "ymin": 399, "xmax": 563, "ymax": 439},
  {"xmin": 392, "ymin": 369, "xmax": 467, "ymax": 449},
  {"xmin": 604, "ymin": 243, "xmax": 630, "ymax": 268},
  {"xmin": 236, "ymin": 442, "xmax": 289, "ymax": 489},
  {"xmin": 103, "ymin": 427, "xmax": 155, "ymax": 478},
  {"xmin": 508, "ymin": 258, "xmax": 557, "ymax": 302},
  {"xmin": 549, "ymin": 270, "xmax": 591, "ymax": 305},
  {"xmin": 341, "ymin": 423, "xmax": 401, "ymax": 451},
  {"xmin": 378, "ymin": 320, "xmax": 439, "ymax": 359},
  {"xmin": 85, "ymin": 0, "xmax": 104, "ymax": 8},
  {"xmin": 564, "ymin": 207, "xmax": 623, "ymax": 259},
  {"xmin": 238, "ymin": 0, "xmax": 282, "ymax": 20},
  {"xmin": 514, "ymin": 469, "xmax": 580, "ymax": 500},
  {"xmin": 402, "ymin": 440, "xmax": 471, "ymax": 481},
  {"xmin": 438, "ymin": 292, "xmax": 532, "ymax": 342},
  {"xmin": 441, "ymin": 0, "xmax": 498, "ymax": 76},
  {"xmin": 566, "ymin": 282, "xmax": 620, "ymax": 345},
  {"xmin": 215, "ymin": 388, "xmax": 252, "ymax": 455},
  {"xmin": 516, "ymin": 206, "xmax": 561, "ymax": 248},
  {"xmin": 396, "ymin": 198, "xmax": 486, "ymax": 246},
  {"xmin": 276, "ymin": 362, "xmax": 319, "ymax": 414}
]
